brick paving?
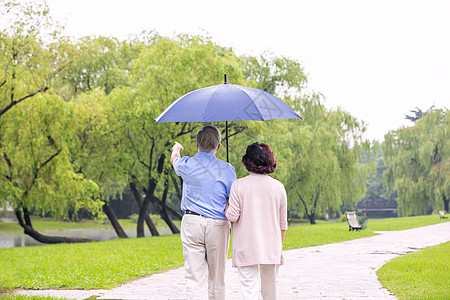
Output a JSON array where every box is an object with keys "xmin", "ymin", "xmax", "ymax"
[{"xmin": 16, "ymin": 221, "xmax": 450, "ymax": 299}]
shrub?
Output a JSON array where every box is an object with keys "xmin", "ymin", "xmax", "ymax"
[{"xmin": 128, "ymin": 213, "xmax": 139, "ymax": 223}]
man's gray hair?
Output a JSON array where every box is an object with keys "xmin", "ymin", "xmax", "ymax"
[{"xmin": 197, "ymin": 125, "xmax": 221, "ymax": 153}]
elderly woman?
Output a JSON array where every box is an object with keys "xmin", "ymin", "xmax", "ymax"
[{"xmin": 226, "ymin": 142, "xmax": 288, "ymax": 300}]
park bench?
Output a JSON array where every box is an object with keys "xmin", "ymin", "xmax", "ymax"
[
  {"xmin": 439, "ymin": 211, "xmax": 448, "ymax": 219},
  {"xmin": 346, "ymin": 212, "xmax": 362, "ymax": 231}
]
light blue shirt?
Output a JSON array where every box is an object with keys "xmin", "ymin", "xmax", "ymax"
[{"xmin": 173, "ymin": 152, "xmax": 236, "ymax": 219}]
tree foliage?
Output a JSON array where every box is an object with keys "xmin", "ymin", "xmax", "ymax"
[
  {"xmin": 280, "ymin": 96, "xmax": 370, "ymax": 224},
  {"xmin": 240, "ymin": 52, "xmax": 306, "ymax": 96},
  {"xmin": 383, "ymin": 108, "xmax": 450, "ymax": 215},
  {"xmin": 404, "ymin": 105, "xmax": 435, "ymax": 123},
  {"xmin": 54, "ymin": 36, "xmax": 141, "ymax": 99},
  {"xmin": 0, "ymin": 0, "xmax": 70, "ymax": 118}
]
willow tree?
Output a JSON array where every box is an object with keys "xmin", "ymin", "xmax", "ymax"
[
  {"xmin": 67, "ymin": 89, "xmax": 131, "ymax": 238},
  {"xmin": 0, "ymin": 0, "xmax": 70, "ymax": 118},
  {"xmin": 54, "ymin": 35, "xmax": 142, "ymax": 99},
  {"xmin": 283, "ymin": 95, "xmax": 369, "ymax": 224},
  {"xmin": 240, "ymin": 52, "xmax": 307, "ymax": 96},
  {"xmin": 383, "ymin": 108, "xmax": 449, "ymax": 215},
  {"xmin": 0, "ymin": 92, "xmax": 103, "ymax": 243},
  {"xmin": 0, "ymin": 1, "xmax": 105, "ymax": 243}
]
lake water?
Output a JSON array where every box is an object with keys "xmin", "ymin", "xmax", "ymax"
[{"xmin": 0, "ymin": 226, "xmax": 174, "ymax": 249}]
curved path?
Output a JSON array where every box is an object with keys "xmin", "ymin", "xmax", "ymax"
[{"xmin": 17, "ymin": 222, "xmax": 450, "ymax": 299}]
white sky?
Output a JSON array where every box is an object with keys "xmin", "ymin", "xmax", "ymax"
[{"xmin": 46, "ymin": 0, "xmax": 450, "ymax": 141}]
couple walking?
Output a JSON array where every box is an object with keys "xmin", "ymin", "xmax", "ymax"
[{"xmin": 171, "ymin": 125, "xmax": 288, "ymax": 300}]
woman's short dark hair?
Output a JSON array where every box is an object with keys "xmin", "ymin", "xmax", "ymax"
[{"xmin": 242, "ymin": 142, "xmax": 277, "ymax": 174}]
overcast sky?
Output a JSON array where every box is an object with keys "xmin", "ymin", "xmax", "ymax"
[{"xmin": 46, "ymin": 0, "xmax": 450, "ymax": 141}]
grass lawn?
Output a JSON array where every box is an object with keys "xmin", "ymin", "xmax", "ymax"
[
  {"xmin": 377, "ymin": 241, "xmax": 450, "ymax": 299},
  {"xmin": 283, "ymin": 220, "xmax": 374, "ymax": 250},
  {"xmin": 0, "ymin": 218, "xmax": 138, "ymax": 232},
  {"xmin": 0, "ymin": 296, "xmax": 59, "ymax": 300},
  {"xmin": 0, "ymin": 218, "xmax": 177, "ymax": 232},
  {"xmin": 0, "ymin": 234, "xmax": 183, "ymax": 290},
  {"xmin": 0, "ymin": 215, "xmax": 447, "ymax": 292},
  {"xmin": 366, "ymin": 215, "xmax": 448, "ymax": 231}
]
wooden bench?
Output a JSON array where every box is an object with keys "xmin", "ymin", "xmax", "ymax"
[
  {"xmin": 439, "ymin": 211, "xmax": 448, "ymax": 219},
  {"xmin": 346, "ymin": 212, "xmax": 362, "ymax": 231}
]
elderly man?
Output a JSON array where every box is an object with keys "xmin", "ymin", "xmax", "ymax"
[{"xmin": 171, "ymin": 125, "xmax": 236, "ymax": 300}]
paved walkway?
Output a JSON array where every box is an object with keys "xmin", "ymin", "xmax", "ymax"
[{"xmin": 17, "ymin": 222, "xmax": 450, "ymax": 299}]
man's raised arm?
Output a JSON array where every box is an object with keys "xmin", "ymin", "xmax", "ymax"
[{"xmin": 171, "ymin": 142, "xmax": 184, "ymax": 165}]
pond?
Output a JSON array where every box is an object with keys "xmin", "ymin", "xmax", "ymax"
[{"xmin": 0, "ymin": 226, "xmax": 174, "ymax": 249}]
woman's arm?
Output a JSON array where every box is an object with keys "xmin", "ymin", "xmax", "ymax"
[
  {"xmin": 279, "ymin": 183, "xmax": 288, "ymax": 240},
  {"xmin": 225, "ymin": 182, "xmax": 240, "ymax": 222}
]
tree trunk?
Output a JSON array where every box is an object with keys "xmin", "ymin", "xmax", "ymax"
[
  {"xmin": 149, "ymin": 178, "xmax": 179, "ymax": 234},
  {"xmin": 15, "ymin": 208, "xmax": 92, "ymax": 244},
  {"xmin": 298, "ymin": 193, "xmax": 317, "ymax": 225},
  {"xmin": 102, "ymin": 201, "xmax": 128, "ymax": 238},
  {"xmin": 168, "ymin": 174, "xmax": 183, "ymax": 220},
  {"xmin": 135, "ymin": 153, "xmax": 167, "ymax": 237},
  {"xmin": 444, "ymin": 195, "xmax": 449, "ymax": 213},
  {"xmin": 308, "ymin": 213, "xmax": 317, "ymax": 225},
  {"xmin": 161, "ymin": 206, "xmax": 180, "ymax": 233},
  {"xmin": 171, "ymin": 173, "xmax": 183, "ymax": 200},
  {"xmin": 137, "ymin": 194, "xmax": 153, "ymax": 237},
  {"xmin": 165, "ymin": 203, "xmax": 183, "ymax": 220},
  {"xmin": 152, "ymin": 180, "xmax": 180, "ymax": 233},
  {"xmin": 161, "ymin": 181, "xmax": 180, "ymax": 232},
  {"xmin": 130, "ymin": 181, "xmax": 159, "ymax": 237},
  {"xmin": 150, "ymin": 196, "xmax": 179, "ymax": 233}
]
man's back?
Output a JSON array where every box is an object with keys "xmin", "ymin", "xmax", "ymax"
[{"xmin": 174, "ymin": 152, "xmax": 236, "ymax": 219}]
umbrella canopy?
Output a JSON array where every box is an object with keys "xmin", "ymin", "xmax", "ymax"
[
  {"xmin": 154, "ymin": 82, "xmax": 301, "ymax": 123},
  {"xmin": 155, "ymin": 75, "xmax": 301, "ymax": 162}
]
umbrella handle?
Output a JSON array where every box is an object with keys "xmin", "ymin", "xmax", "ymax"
[
  {"xmin": 224, "ymin": 72, "xmax": 228, "ymax": 162},
  {"xmin": 226, "ymin": 121, "xmax": 229, "ymax": 163}
]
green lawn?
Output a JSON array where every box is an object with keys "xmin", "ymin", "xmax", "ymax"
[
  {"xmin": 0, "ymin": 296, "xmax": 60, "ymax": 300},
  {"xmin": 0, "ymin": 215, "xmax": 447, "ymax": 293},
  {"xmin": 366, "ymin": 215, "xmax": 448, "ymax": 231},
  {"xmin": 283, "ymin": 220, "xmax": 374, "ymax": 250},
  {"xmin": 0, "ymin": 234, "xmax": 184, "ymax": 290},
  {"xmin": 0, "ymin": 218, "xmax": 179, "ymax": 233},
  {"xmin": 0, "ymin": 218, "xmax": 136, "ymax": 232},
  {"xmin": 377, "ymin": 241, "xmax": 450, "ymax": 299}
]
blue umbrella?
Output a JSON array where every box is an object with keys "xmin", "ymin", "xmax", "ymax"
[{"xmin": 155, "ymin": 74, "xmax": 301, "ymax": 161}]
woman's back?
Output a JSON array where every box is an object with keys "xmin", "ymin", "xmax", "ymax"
[{"xmin": 226, "ymin": 173, "xmax": 287, "ymax": 267}]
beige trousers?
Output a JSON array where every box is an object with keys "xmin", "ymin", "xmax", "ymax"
[
  {"xmin": 237, "ymin": 264, "xmax": 280, "ymax": 300},
  {"xmin": 180, "ymin": 214, "xmax": 230, "ymax": 300}
]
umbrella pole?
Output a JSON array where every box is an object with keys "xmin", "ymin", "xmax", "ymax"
[
  {"xmin": 224, "ymin": 74, "xmax": 229, "ymax": 162},
  {"xmin": 226, "ymin": 121, "xmax": 229, "ymax": 163}
]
